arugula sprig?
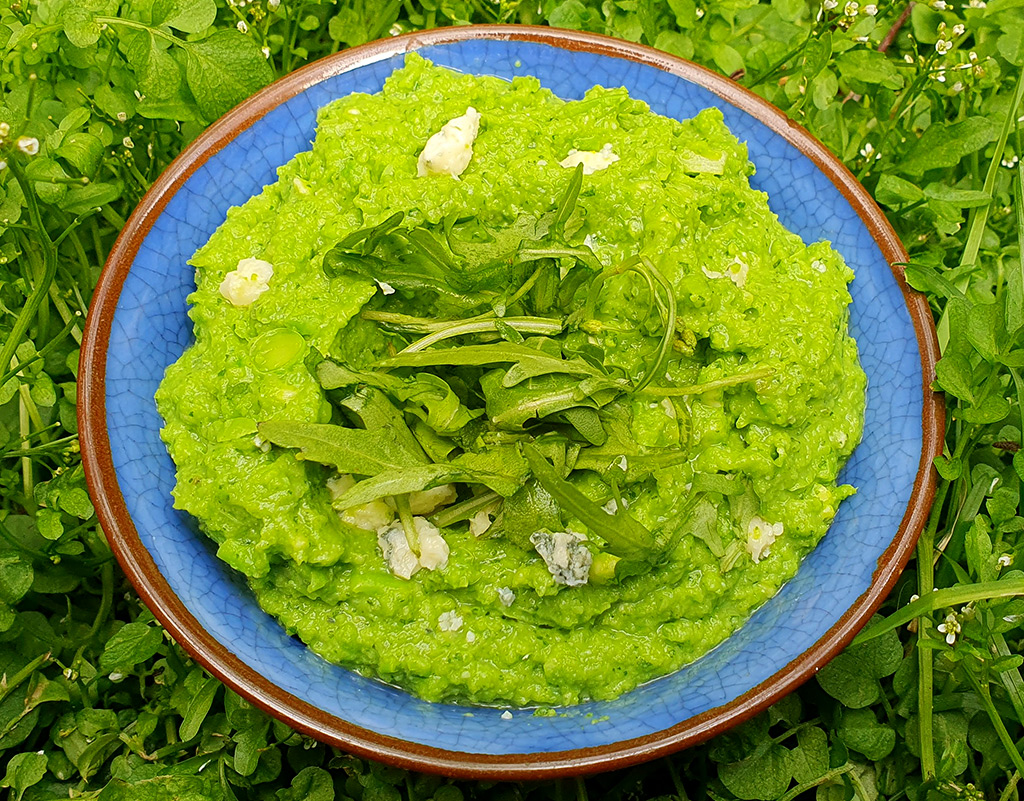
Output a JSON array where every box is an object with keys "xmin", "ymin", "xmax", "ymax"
[{"xmin": 260, "ymin": 170, "xmax": 777, "ymax": 579}]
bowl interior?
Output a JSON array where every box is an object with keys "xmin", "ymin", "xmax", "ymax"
[{"xmin": 99, "ymin": 35, "xmax": 924, "ymax": 756}]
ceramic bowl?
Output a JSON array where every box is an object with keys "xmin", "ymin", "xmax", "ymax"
[{"xmin": 79, "ymin": 26, "xmax": 943, "ymax": 779}]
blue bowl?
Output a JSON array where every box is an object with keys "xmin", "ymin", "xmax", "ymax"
[{"xmin": 80, "ymin": 26, "xmax": 943, "ymax": 778}]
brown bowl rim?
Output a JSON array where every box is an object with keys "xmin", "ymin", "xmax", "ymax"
[{"xmin": 79, "ymin": 24, "xmax": 945, "ymax": 780}]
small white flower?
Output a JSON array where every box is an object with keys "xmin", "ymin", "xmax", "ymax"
[
  {"xmin": 261, "ymin": 46, "xmax": 271, "ymax": 58},
  {"xmin": 236, "ymin": 19, "xmax": 248, "ymax": 32},
  {"xmin": 859, "ymin": 141, "xmax": 882, "ymax": 160},
  {"xmin": 108, "ymin": 672, "xmax": 125, "ymax": 682},
  {"xmin": 968, "ymin": 0, "xmax": 985, "ymax": 7},
  {"xmin": 904, "ymin": 54, "xmax": 915, "ymax": 63},
  {"xmin": 388, "ymin": 22, "xmax": 402, "ymax": 35},
  {"xmin": 909, "ymin": 594, "xmax": 920, "ymax": 603},
  {"xmin": 15, "ymin": 136, "xmax": 39, "ymax": 156},
  {"xmin": 438, "ymin": 611, "xmax": 463, "ymax": 632},
  {"xmin": 0, "ymin": 160, "xmax": 6, "ymax": 172},
  {"xmin": 952, "ymin": 23, "xmax": 965, "ymax": 35},
  {"xmin": 936, "ymin": 39, "xmax": 953, "ymax": 54},
  {"xmin": 122, "ymin": 136, "xmax": 135, "ymax": 149},
  {"xmin": 268, "ymin": 0, "xmax": 280, "ymax": 8},
  {"xmin": 0, "ymin": 121, "xmax": 9, "ymax": 137},
  {"xmin": 695, "ymin": 6, "xmax": 704, "ymax": 16},
  {"xmin": 823, "ymin": 0, "xmax": 838, "ymax": 9},
  {"xmin": 952, "ymin": 81, "xmax": 965, "ymax": 92},
  {"xmin": 863, "ymin": 3, "xmax": 877, "ymax": 13},
  {"xmin": 115, "ymin": 111, "xmax": 127, "ymax": 123},
  {"xmin": 931, "ymin": 0, "xmax": 947, "ymax": 8},
  {"xmin": 844, "ymin": 1, "xmax": 858, "ymax": 15},
  {"xmin": 936, "ymin": 612, "xmax": 961, "ymax": 645},
  {"xmin": 999, "ymin": 553, "xmax": 1013, "ymax": 567},
  {"xmin": 746, "ymin": 517, "xmax": 783, "ymax": 564}
]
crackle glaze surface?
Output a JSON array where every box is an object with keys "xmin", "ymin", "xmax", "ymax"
[{"xmin": 98, "ymin": 37, "xmax": 923, "ymax": 758}]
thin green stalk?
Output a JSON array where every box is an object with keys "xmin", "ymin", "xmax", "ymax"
[
  {"xmin": 999, "ymin": 772, "xmax": 1021, "ymax": 801},
  {"xmin": 395, "ymin": 494, "xmax": 419, "ymax": 555},
  {"xmin": 937, "ymin": 67, "xmax": 1024, "ymax": 347},
  {"xmin": 430, "ymin": 491, "xmax": 500, "ymax": 528},
  {"xmin": 854, "ymin": 577, "xmax": 1024, "ymax": 644},
  {"xmin": 664, "ymin": 757, "xmax": 690, "ymax": 801},
  {"xmin": 992, "ymin": 632, "xmax": 1024, "ymax": 724},
  {"xmin": 641, "ymin": 368, "xmax": 774, "ymax": 396},
  {"xmin": 400, "ymin": 317, "xmax": 563, "ymax": 353},
  {"xmin": 0, "ymin": 515, "xmax": 50, "ymax": 561},
  {"xmin": 0, "ymin": 160, "xmax": 58, "ymax": 390},
  {"xmin": 913, "ymin": 476, "xmax": 951, "ymax": 782},
  {"xmin": 966, "ymin": 669, "xmax": 1024, "ymax": 778},
  {"xmin": 19, "ymin": 389, "xmax": 31, "ymax": 500},
  {"xmin": 0, "ymin": 651, "xmax": 51, "ymax": 706},
  {"xmin": 746, "ymin": 27, "xmax": 814, "ymax": 89},
  {"xmin": 88, "ymin": 561, "xmax": 115, "ymax": 643},
  {"xmin": 779, "ymin": 765, "xmax": 855, "ymax": 801}
]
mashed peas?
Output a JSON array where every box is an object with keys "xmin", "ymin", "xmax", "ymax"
[{"xmin": 155, "ymin": 54, "xmax": 866, "ymax": 707}]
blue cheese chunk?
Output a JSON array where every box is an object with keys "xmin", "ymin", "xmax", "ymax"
[
  {"xmin": 416, "ymin": 107, "xmax": 481, "ymax": 178},
  {"xmin": 376, "ymin": 516, "xmax": 450, "ymax": 579},
  {"xmin": 530, "ymin": 530, "xmax": 592, "ymax": 587}
]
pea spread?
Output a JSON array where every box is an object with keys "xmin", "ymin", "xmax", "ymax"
[{"xmin": 155, "ymin": 54, "xmax": 866, "ymax": 707}]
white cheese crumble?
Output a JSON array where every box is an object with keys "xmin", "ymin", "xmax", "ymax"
[
  {"xmin": 438, "ymin": 611, "xmax": 463, "ymax": 632},
  {"xmin": 501, "ymin": 710, "xmax": 513, "ymax": 720},
  {"xmin": 746, "ymin": 516, "xmax": 783, "ymax": 564},
  {"xmin": 469, "ymin": 508, "xmax": 494, "ymax": 537},
  {"xmin": 416, "ymin": 107, "xmax": 481, "ymax": 178},
  {"xmin": 812, "ymin": 259, "xmax": 827, "ymax": 273},
  {"xmin": 415, "ymin": 517, "xmax": 450, "ymax": 570},
  {"xmin": 559, "ymin": 143, "xmax": 619, "ymax": 175},
  {"xmin": 408, "ymin": 484, "xmax": 457, "ymax": 515},
  {"xmin": 219, "ymin": 257, "xmax": 273, "ymax": 306},
  {"xmin": 602, "ymin": 498, "xmax": 619, "ymax": 515},
  {"xmin": 376, "ymin": 517, "xmax": 449, "ymax": 578},
  {"xmin": 702, "ymin": 256, "xmax": 749, "ymax": 288},
  {"xmin": 375, "ymin": 279, "xmax": 396, "ymax": 295},
  {"xmin": 328, "ymin": 475, "xmax": 395, "ymax": 531},
  {"xmin": 497, "ymin": 587, "xmax": 515, "ymax": 607},
  {"xmin": 530, "ymin": 530, "xmax": 592, "ymax": 587},
  {"xmin": 613, "ymin": 455, "xmax": 628, "ymax": 471},
  {"xmin": 466, "ymin": 630, "xmax": 476, "ymax": 643},
  {"xmin": 376, "ymin": 523, "xmax": 420, "ymax": 580}
]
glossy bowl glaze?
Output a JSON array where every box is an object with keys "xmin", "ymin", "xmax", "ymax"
[{"xmin": 79, "ymin": 26, "xmax": 943, "ymax": 779}]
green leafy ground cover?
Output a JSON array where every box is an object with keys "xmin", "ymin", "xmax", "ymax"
[{"xmin": 1, "ymin": 0, "xmax": 1023, "ymax": 797}]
